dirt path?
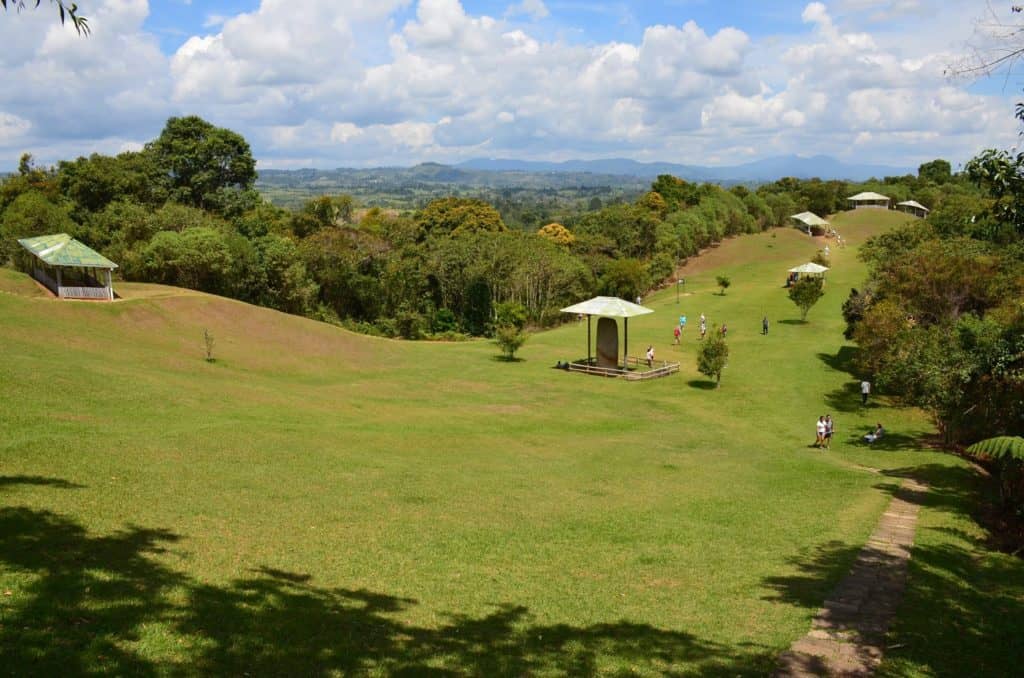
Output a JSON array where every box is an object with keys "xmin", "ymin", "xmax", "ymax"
[{"xmin": 775, "ymin": 478, "xmax": 928, "ymax": 677}]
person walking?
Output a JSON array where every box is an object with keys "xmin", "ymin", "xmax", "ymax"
[
  {"xmin": 721, "ymin": 323, "xmax": 728, "ymax": 338},
  {"xmin": 824, "ymin": 415, "xmax": 834, "ymax": 449},
  {"xmin": 815, "ymin": 416, "xmax": 826, "ymax": 448},
  {"xmin": 699, "ymin": 313, "xmax": 707, "ymax": 340},
  {"xmin": 861, "ymin": 379, "xmax": 871, "ymax": 406},
  {"xmin": 646, "ymin": 345, "xmax": 655, "ymax": 367},
  {"xmin": 673, "ymin": 324, "xmax": 681, "ymax": 345},
  {"xmin": 762, "ymin": 316, "xmax": 769, "ymax": 335}
]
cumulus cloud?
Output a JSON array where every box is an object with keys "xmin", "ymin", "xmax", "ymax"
[{"xmin": 0, "ymin": 0, "xmax": 1017, "ymax": 169}]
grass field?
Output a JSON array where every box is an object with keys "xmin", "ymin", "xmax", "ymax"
[{"xmin": 2, "ymin": 210, "xmax": 1023, "ymax": 675}]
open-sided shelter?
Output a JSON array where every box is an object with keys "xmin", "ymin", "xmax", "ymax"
[
  {"xmin": 789, "ymin": 261, "xmax": 828, "ymax": 278},
  {"xmin": 18, "ymin": 233, "xmax": 118, "ymax": 301},
  {"xmin": 847, "ymin": 192, "xmax": 891, "ymax": 210},
  {"xmin": 896, "ymin": 200, "xmax": 929, "ymax": 218},
  {"xmin": 791, "ymin": 211, "xmax": 830, "ymax": 235},
  {"xmin": 561, "ymin": 296, "xmax": 653, "ymax": 370}
]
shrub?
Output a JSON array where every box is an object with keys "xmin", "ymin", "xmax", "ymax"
[
  {"xmin": 716, "ymin": 275, "xmax": 731, "ymax": 295},
  {"xmin": 966, "ymin": 437, "xmax": 1024, "ymax": 506},
  {"xmin": 495, "ymin": 325, "xmax": 528, "ymax": 361},
  {"xmin": 697, "ymin": 328, "xmax": 729, "ymax": 387}
]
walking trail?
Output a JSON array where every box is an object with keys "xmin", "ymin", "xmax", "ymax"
[{"xmin": 775, "ymin": 478, "xmax": 928, "ymax": 677}]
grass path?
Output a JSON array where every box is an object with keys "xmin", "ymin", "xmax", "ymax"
[{"xmin": 1, "ymin": 212, "xmax": 1022, "ymax": 675}]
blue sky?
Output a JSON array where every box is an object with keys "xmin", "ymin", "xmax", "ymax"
[{"xmin": 1, "ymin": 0, "xmax": 1020, "ymax": 170}]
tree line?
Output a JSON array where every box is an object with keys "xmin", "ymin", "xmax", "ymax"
[{"xmin": 1, "ymin": 115, "xmax": 961, "ymax": 345}]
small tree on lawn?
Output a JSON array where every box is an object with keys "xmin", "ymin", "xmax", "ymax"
[
  {"xmin": 788, "ymin": 276, "xmax": 824, "ymax": 321},
  {"xmin": 494, "ymin": 301, "xmax": 528, "ymax": 361},
  {"xmin": 697, "ymin": 327, "xmax": 729, "ymax": 387},
  {"xmin": 495, "ymin": 325, "xmax": 528, "ymax": 361},
  {"xmin": 716, "ymin": 275, "xmax": 731, "ymax": 295}
]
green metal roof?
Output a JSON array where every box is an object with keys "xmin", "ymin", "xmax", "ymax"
[{"xmin": 18, "ymin": 233, "xmax": 118, "ymax": 269}]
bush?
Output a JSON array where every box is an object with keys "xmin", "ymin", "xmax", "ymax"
[
  {"xmin": 966, "ymin": 437, "xmax": 1024, "ymax": 506},
  {"xmin": 697, "ymin": 329, "xmax": 729, "ymax": 387},
  {"xmin": 495, "ymin": 325, "xmax": 527, "ymax": 360}
]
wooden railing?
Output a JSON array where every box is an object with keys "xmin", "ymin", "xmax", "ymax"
[
  {"xmin": 31, "ymin": 267, "xmax": 58, "ymax": 294},
  {"xmin": 567, "ymin": 356, "xmax": 680, "ymax": 381},
  {"xmin": 59, "ymin": 286, "xmax": 111, "ymax": 300}
]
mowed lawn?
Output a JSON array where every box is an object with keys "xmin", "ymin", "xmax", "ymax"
[{"xmin": 1, "ymin": 210, "xmax": 1021, "ymax": 676}]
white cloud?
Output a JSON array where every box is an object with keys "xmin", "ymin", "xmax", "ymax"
[
  {"xmin": 506, "ymin": 0, "xmax": 549, "ymax": 21},
  {"xmin": 0, "ymin": 0, "xmax": 1017, "ymax": 170}
]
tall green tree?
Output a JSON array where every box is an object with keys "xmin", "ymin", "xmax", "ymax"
[
  {"xmin": 788, "ymin": 276, "xmax": 824, "ymax": 321},
  {"xmin": 147, "ymin": 116, "xmax": 258, "ymax": 216}
]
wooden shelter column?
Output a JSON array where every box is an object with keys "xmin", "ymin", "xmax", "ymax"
[
  {"xmin": 105, "ymin": 268, "xmax": 113, "ymax": 301},
  {"xmin": 587, "ymin": 315, "xmax": 592, "ymax": 365},
  {"xmin": 55, "ymin": 267, "xmax": 63, "ymax": 298},
  {"xmin": 623, "ymin": 317, "xmax": 628, "ymax": 370}
]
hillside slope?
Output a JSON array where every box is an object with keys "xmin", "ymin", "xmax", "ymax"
[{"xmin": 1, "ymin": 210, "xmax": 1018, "ymax": 676}]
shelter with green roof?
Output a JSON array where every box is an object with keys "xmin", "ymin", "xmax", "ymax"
[{"xmin": 18, "ymin": 233, "xmax": 118, "ymax": 301}]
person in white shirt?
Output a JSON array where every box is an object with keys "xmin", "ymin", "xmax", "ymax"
[
  {"xmin": 815, "ymin": 416, "xmax": 826, "ymax": 448},
  {"xmin": 861, "ymin": 380, "xmax": 871, "ymax": 405},
  {"xmin": 646, "ymin": 345, "xmax": 655, "ymax": 367}
]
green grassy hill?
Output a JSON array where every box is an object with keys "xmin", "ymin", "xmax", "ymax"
[{"xmin": 2, "ymin": 210, "xmax": 1021, "ymax": 675}]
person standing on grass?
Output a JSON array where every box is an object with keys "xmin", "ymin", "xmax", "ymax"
[
  {"xmin": 824, "ymin": 415, "xmax": 834, "ymax": 449},
  {"xmin": 673, "ymin": 324, "xmax": 681, "ymax": 345},
  {"xmin": 762, "ymin": 316, "xmax": 769, "ymax": 335},
  {"xmin": 646, "ymin": 345, "xmax": 655, "ymax": 367},
  {"xmin": 721, "ymin": 323, "xmax": 728, "ymax": 338},
  {"xmin": 699, "ymin": 313, "xmax": 707, "ymax": 339},
  {"xmin": 861, "ymin": 379, "xmax": 871, "ymax": 405},
  {"xmin": 815, "ymin": 415, "xmax": 826, "ymax": 448}
]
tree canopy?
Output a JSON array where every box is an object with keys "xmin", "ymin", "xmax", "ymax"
[{"xmin": 1, "ymin": 0, "xmax": 88, "ymax": 34}]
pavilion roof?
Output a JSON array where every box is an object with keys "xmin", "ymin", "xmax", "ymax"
[
  {"xmin": 848, "ymin": 191, "xmax": 890, "ymax": 202},
  {"xmin": 18, "ymin": 233, "xmax": 118, "ymax": 269},
  {"xmin": 789, "ymin": 262, "xmax": 830, "ymax": 274},
  {"xmin": 791, "ymin": 211, "xmax": 829, "ymax": 227},
  {"xmin": 561, "ymin": 296, "xmax": 654, "ymax": 318},
  {"xmin": 896, "ymin": 200, "xmax": 930, "ymax": 212}
]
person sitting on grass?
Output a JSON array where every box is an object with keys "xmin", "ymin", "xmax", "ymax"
[{"xmin": 864, "ymin": 423, "xmax": 884, "ymax": 444}]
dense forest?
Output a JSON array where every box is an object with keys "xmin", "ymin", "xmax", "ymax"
[{"xmin": 1, "ymin": 114, "xmax": 1019, "ymax": 443}]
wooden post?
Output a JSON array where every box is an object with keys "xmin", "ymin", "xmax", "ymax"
[
  {"xmin": 106, "ymin": 268, "xmax": 113, "ymax": 301},
  {"xmin": 623, "ymin": 317, "xmax": 628, "ymax": 371},
  {"xmin": 587, "ymin": 315, "xmax": 592, "ymax": 365}
]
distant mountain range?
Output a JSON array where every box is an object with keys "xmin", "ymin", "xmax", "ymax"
[{"xmin": 454, "ymin": 154, "xmax": 910, "ymax": 182}]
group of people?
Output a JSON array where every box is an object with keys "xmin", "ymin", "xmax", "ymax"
[
  {"xmin": 815, "ymin": 415, "xmax": 835, "ymax": 449},
  {"xmin": 670, "ymin": 313, "xmax": 768, "ymax": 343}
]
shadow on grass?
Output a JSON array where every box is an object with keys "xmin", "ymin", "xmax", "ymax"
[
  {"xmin": 778, "ymin": 319, "xmax": 808, "ymax": 325},
  {"xmin": 0, "ymin": 479, "xmax": 776, "ymax": 676},
  {"xmin": 687, "ymin": 379, "xmax": 718, "ymax": 390},
  {"xmin": 817, "ymin": 347, "xmax": 859, "ymax": 375},
  {"xmin": 761, "ymin": 464, "xmax": 1024, "ymax": 676},
  {"xmin": 490, "ymin": 355, "xmax": 525, "ymax": 363},
  {"xmin": 0, "ymin": 475, "xmax": 85, "ymax": 491}
]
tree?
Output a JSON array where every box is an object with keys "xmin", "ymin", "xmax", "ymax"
[
  {"xmin": 536, "ymin": 222, "xmax": 575, "ymax": 247},
  {"xmin": 414, "ymin": 197, "xmax": 505, "ymax": 240},
  {"xmin": 147, "ymin": 116, "xmax": 257, "ymax": 215},
  {"xmin": 494, "ymin": 325, "xmax": 527, "ymax": 361},
  {"xmin": 788, "ymin": 276, "xmax": 824, "ymax": 321},
  {"xmin": 1, "ymin": 0, "xmax": 88, "ymax": 34},
  {"xmin": 0, "ymin": 191, "xmax": 75, "ymax": 265},
  {"xmin": 918, "ymin": 159, "xmax": 952, "ymax": 184},
  {"xmin": 963, "ymin": 148, "xmax": 1024, "ymax": 239},
  {"xmin": 945, "ymin": 4, "xmax": 1024, "ymax": 78},
  {"xmin": 599, "ymin": 258, "xmax": 647, "ymax": 300},
  {"xmin": 697, "ymin": 329, "xmax": 729, "ymax": 387},
  {"xmin": 716, "ymin": 275, "xmax": 731, "ymax": 295}
]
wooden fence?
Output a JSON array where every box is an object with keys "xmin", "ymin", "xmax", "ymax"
[
  {"xmin": 568, "ymin": 356, "xmax": 679, "ymax": 381},
  {"xmin": 59, "ymin": 286, "xmax": 111, "ymax": 300}
]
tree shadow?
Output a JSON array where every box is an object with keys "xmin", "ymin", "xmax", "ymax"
[
  {"xmin": 687, "ymin": 379, "xmax": 718, "ymax": 390},
  {"xmin": 0, "ymin": 475, "xmax": 85, "ymax": 491},
  {"xmin": 817, "ymin": 347, "xmax": 859, "ymax": 376},
  {"xmin": 778, "ymin": 319, "xmax": 808, "ymax": 325},
  {"xmin": 0, "ymin": 490, "xmax": 775, "ymax": 676}
]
